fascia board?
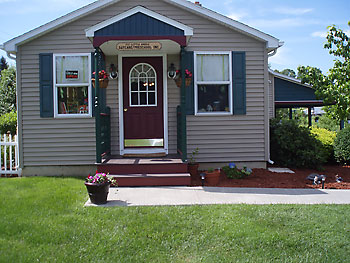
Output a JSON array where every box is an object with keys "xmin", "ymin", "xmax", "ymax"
[{"xmin": 85, "ymin": 6, "xmax": 194, "ymax": 37}]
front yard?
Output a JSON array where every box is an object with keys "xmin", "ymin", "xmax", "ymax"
[{"xmin": 0, "ymin": 177, "xmax": 349, "ymax": 262}]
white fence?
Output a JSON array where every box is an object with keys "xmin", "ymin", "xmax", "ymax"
[{"xmin": 0, "ymin": 134, "xmax": 22, "ymax": 177}]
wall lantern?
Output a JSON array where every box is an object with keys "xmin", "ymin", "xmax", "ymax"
[
  {"xmin": 109, "ymin": 63, "xmax": 118, "ymax": 79},
  {"xmin": 167, "ymin": 63, "xmax": 177, "ymax": 79}
]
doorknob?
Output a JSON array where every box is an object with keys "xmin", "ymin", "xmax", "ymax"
[{"xmin": 124, "ymin": 109, "xmax": 128, "ymax": 112}]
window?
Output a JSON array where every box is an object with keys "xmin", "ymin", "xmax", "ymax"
[
  {"xmin": 129, "ymin": 63, "xmax": 157, "ymax": 107},
  {"xmin": 53, "ymin": 54, "xmax": 91, "ymax": 117},
  {"xmin": 194, "ymin": 52, "xmax": 232, "ymax": 115}
]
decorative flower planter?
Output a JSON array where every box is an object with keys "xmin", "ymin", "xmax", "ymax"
[
  {"xmin": 85, "ymin": 182, "xmax": 110, "ymax": 204},
  {"xmin": 205, "ymin": 169, "xmax": 221, "ymax": 186},
  {"xmin": 175, "ymin": 77, "xmax": 192, "ymax": 88},
  {"xmin": 92, "ymin": 78, "xmax": 109, "ymax": 89}
]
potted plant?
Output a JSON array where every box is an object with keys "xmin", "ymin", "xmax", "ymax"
[
  {"xmin": 205, "ymin": 168, "xmax": 221, "ymax": 186},
  {"xmin": 85, "ymin": 172, "xmax": 117, "ymax": 205},
  {"xmin": 187, "ymin": 147, "xmax": 199, "ymax": 180},
  {"xmin": 92, "ymin": 70, "xmax": 109, "ymax": 89},
  {"xmin": 175, "ymin": 69, "xmax": 192, "ymax": 87}
]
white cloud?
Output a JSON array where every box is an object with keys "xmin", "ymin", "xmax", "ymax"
[
  {"xmin": 274, "ymin": 7, "xmax": 313, "ymax": 16},
  {"xmin": 228, "ymin": 11, "xmax": 248, "ymax": 21},
  {"xmin": 246, "ymin": 17, "xmax": 321, "ymax": 30},
  {"xmin": 312, "ymin": 30, "xmax": 350, "ymax": 38},
  {"xmin": 269, "ymin": 47, "xmax": 295, "ymax": 69},
  {"xmin": 311, "ymin": 31, "xmax": 327, "ymax": 38}
]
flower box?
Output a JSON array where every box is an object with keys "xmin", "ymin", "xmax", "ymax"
[
  {"xmin": 92, "ymin": 78, "xmax": 109, "ymax": 89},
  {"xmin": 175, "ymin": 77, "xmax": 192, "ymax": 88}
]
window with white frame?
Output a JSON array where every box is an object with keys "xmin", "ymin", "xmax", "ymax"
[
  {"xmin": 54, "ymin": 54, "xmax": 91, "ymax": 117},
  {"xmin": 195, "ymin": 52, "xmax": 232, "ymax": 115}
]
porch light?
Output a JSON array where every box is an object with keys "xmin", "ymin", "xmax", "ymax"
[
  {"xmin": 167, "ymin": 63, "xmax": 177, "ymax": 79},
  {"xmin": 109, "ymin": 63, "xmax": 118, "ymax": 79}
]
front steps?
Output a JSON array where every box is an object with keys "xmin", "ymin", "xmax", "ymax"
[{"xmin": 97, "ymin": 156, "xmax": 191, "ymax": 187}]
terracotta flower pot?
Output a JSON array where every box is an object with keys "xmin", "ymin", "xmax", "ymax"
[
  {"xmin": 188, "ymin": 163, "xmax": 199, "ymax": 180},
  {"xmin": 85, "ymin": 182, "xmax": 110, "ymax": 204},
  {"xmin": 205, "ymin": 170, "xmax": 221, "ymax": 186},
  {"xmin": 175, "ymin": 77, "xmax": 192, "ymax": 88},
  {"xmin": 92, "ymin": 78, "xmax": 109, "ymax": 89}
]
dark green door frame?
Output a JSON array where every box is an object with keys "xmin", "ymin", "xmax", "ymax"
[{"xmin": 94, "ymin": 48, "xmax": 102, "ymax": 163}]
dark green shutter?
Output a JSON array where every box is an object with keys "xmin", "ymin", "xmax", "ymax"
[
  {"xmin": 91, "ymin": 52, "xmax": 95, "ymax": 117},
  {"xmin": 39, "ymin": 53, "xmax": 54, "ymax": 117},
  {"xmin": 183, "ymin": 51, "xmax": 194, "ymax": 115},
  {"xmin": 232, "ymin": 52, "xmax": 246, "ymax": 115}
]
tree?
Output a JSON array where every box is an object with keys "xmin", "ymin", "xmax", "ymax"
[
  {"xmin": 0, "ymin": 67, "xmax": 16, "ymax": 115},
  {"xmin": 276, "ymin": 68, "xmax": 297, "ymax": 78},
  {"xmin": 298, "ymin": 22, "xmax": 350, "ymax": 127},
  {"xmin": 323, "ymin": 22, "xmax": 350, "ymax": 123},
  {"xmin": 0, "ymin": 56, "xmax": 8, "ymax": 73}
]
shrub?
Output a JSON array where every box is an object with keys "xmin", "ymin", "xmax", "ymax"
[
  {"xmin": 0, "ymin": 111, "xmax": 17, "ymax": 135},
  {"xmin": 334, "ymin": 126, "xmax": 350, "ymax": 164},
  {"xmin": 222, "ymin": 163, "xmax": 252, "ymax": 179},
  {"xmin": 270, "ymin": 119, "xmax": 327, "ymax": 168},
  {"xmin": 0, "ymin": 67, "xmax": 16, "ymax": 115},
  {"xmin": 310, "ymin": 127, "xmax": 336, "ymax": 163}
]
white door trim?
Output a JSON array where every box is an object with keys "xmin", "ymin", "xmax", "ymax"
[{"xmin": 118, "ymin": 53, "xmax": 168, "ymax": 156}]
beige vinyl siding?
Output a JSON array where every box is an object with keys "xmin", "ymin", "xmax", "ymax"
[
  {"xmin": 19, "ymin": 0, "xmax": 268, "ymax": 166},
  {"xmin": 20, "ymin": 35, "xmax": 95, "ymax": 166},
  {"xmin": 167, "ymin": 54, "xmax": 181, "ymax": 154}
]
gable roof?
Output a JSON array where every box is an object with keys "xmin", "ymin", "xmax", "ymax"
[
  {"xmin": 85, "ymin": 6, "xmax": 193, "ymax": 38},
  {"xmin": 269, "ymin": 69, "xmax": 312, "ymax": 88},
  {"xmin": 1, "ymin": 0, "xmax": 282, "ymax": 53}
]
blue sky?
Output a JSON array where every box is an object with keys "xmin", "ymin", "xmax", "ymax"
[{"xmin": 0, "ymin": 0, "xmax": 349, "ymax": 74}]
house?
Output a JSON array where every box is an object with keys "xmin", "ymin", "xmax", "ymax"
[
  {"xmin": 1, "ymin": 0, "xmax": 283, "ymax": 179},
  {"xmin": 268, "ymin": 69, "xmax": 325, "ymax": 126}
]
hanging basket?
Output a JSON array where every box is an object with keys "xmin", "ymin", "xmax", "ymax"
[
  {"xmin": 92, "ymin": 78, "xmax": 109, "ymax": 89},
  {"xmin": 175, "ymin": 77, "xmax": 192, "ymax": 88}
]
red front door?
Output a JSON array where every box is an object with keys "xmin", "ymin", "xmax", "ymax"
[{"xmin": 123, "ymin": 57, "xmax": 164, "ymax": 148}]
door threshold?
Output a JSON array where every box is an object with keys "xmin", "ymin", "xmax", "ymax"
[{"xmin": 121, "ymin": 148, "xmax": 167, "ymax": 157}]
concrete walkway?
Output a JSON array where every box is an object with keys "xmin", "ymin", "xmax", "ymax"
[{"xmin": 84, "ymin": 187, "xmax": 350, "ymax": 207}]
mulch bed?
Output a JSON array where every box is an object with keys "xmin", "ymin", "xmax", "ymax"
[{"xmin": 191, "ymin": 165, "xmax": 350, "ymax": 189}]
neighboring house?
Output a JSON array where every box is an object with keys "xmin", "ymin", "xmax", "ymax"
[
  {"xmin": 268, "ymin": 69, "xmax": 325, "ymax": 126},
  {"xmin": 1, "ymin": 0, "xmax": 283, "ymax": 176}
]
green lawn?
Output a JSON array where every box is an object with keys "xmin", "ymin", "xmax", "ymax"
[{"xmin": 1, "ymin": 177, "xmax": 350, "ymax": 262}]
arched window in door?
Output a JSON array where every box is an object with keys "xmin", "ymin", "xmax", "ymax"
[{"xmin": 129, "ymin": 63, "xmax": 157, "ymax": 107}]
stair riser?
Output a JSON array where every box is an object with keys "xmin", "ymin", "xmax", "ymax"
[
  {"xmin": 98, "ymin": 164, "xmax": 188, "ymax": 175},
  {"xmin": 113, "ymin": 176, "xmax": 191, "ymax": 187}
]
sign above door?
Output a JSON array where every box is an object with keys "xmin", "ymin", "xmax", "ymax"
[{"xmin": 117, "ymin": 42, "xmax": 162, "ymax": 51}]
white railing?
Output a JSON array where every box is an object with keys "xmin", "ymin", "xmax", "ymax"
[{"xmin": 0, "ymin": 134, "xmax": 22, "ymax": 177}]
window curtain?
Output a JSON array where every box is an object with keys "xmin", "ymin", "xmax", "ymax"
[{"xmin": 196, "ymin": 54, "xmax": 229, "ymax": 81}]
